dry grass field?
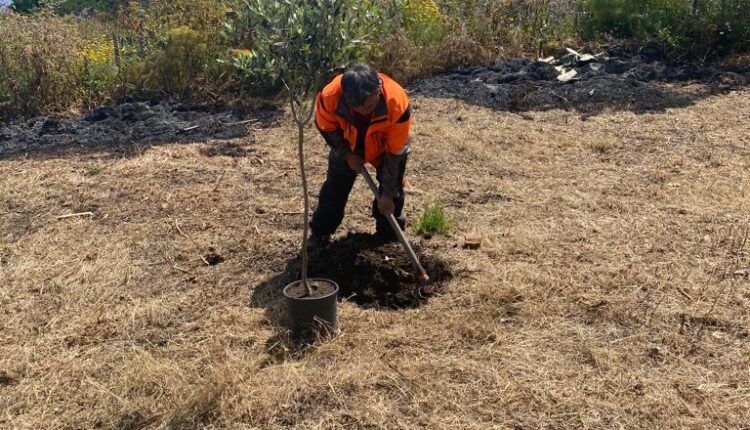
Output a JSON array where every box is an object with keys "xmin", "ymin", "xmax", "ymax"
[{"xmin": 2, "ymin": 75, "xmax": 750, "ymax": 428}]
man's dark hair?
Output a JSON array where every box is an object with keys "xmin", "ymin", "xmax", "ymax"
[{"xmin": 341, "ymin": 63, "xmax": 380, "ymax": 107}]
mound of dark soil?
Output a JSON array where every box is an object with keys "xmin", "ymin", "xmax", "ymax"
[{"xmin": 306, "ymin": 233, "xmax": 452, "ymax": 309}]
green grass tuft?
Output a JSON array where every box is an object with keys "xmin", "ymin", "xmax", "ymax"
[
  {"xmin": 83, "ymin": 164, "xmax": 103, "ymax": 176},
  {"xmin": 415, "ymin": 202, "xmax": 453, "ymax": 237}
]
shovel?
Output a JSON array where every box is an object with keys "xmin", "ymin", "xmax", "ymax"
[{"xmin": 359, "ymin": 167, "xmax": 433, "ymax": 296}]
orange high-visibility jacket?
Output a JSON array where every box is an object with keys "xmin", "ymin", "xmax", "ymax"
[{"xmin": 314, "ymin": 73, "xmax": 412, "ymax": 167}]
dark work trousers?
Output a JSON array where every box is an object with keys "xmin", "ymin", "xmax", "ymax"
[{"xmin": 310, "ymin": 150, "xmax": 407, "ymax": 236}]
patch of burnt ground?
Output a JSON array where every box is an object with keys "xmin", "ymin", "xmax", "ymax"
[
  {"xmin": 410, "ymin": 50, "xmax": 750, "ymax": 115},
  {"xmin": 0, "ymin": 101, "xmax": 281, "ymax": 159}
]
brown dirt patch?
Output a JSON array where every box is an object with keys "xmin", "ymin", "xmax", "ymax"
[{"xmin": 0, "ymin": 371, "xmax": 17, "ymax": 386}]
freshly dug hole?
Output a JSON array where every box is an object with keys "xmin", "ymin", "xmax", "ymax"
[{"xmin": 306, "ymin": 233, "xmax": 452, "ymax": 309}]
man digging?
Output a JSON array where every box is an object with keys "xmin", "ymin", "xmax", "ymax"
[{"xmin": 308, "ymin": 63, "xmax": 413, "ymax": 249}]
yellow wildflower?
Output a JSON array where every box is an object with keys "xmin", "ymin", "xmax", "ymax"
[{"xmin": 80, "ymin": 37, "xmax": 114, "ymax": 64}]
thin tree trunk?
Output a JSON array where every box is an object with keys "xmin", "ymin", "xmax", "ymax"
[
  {"xmin": 288, "ymin": 84, "xmax": 317, "ymax": 297},
  {"xmin": 297, "ymin": 119, "xmax": 312, "ymax": 296}
]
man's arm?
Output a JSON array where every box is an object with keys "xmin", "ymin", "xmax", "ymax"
[
  {"xmin": 380, "ymin": 105, "xmax": 412, "ymax": 199},
  {"xmin": 319, "ymin": 130, "xmax": 351, "ymax": 159},
  {"xmin": 379, "ymin": 149, "xmax": 407, "ymax": 198},
  {"xmin": 315, "ymin": 92, "xmax": 351, "ymax": 159}
]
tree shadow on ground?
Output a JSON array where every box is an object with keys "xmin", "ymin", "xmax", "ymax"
[
  {"xmin": 409, "ymin": 56, "xmax": 750, "ymax": 117},
  {"xmin": 0, "ymin": 102, "xmax": 282, "ymax": 161}
]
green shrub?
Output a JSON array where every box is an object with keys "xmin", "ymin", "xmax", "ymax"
[
  {"xmin": 581, "ymin": 0, "xmax": 643, "ymax": 39},
  {"xmin": 10, "ymin": 0, "xmax": 41, "ymax": 13},
  {"xmin": 415, "ymin": 202, "xmax": 453, "ymax": 237},
  {"xmin": 695, "ymin": 0, "xmax": 750, "ymax": 54},
  {"xmin": 403, "ymin": 0, "xmax": 446, "ymax": 45},
  {"xmin": 229, "ymin": 50, "xmax": 283, "ymax": 97},
  {"xmin": 127, "ymin": 26, "xmax": 209, "ymax": 97},
  {"xmin": 78, "ymin": 34, "xmax": 119, "ymax": 108},
  {"xmin": 12, "ymin": 0, "xmax": 118, "ymax": 15},
  {"xmin": 115, "ymin": 0, "xmax": 234, "ymax": 100},
  {"xmin": 581, "ymin": 0, "xmax": 750, "ymax": 55}
]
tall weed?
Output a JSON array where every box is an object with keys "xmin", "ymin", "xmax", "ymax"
[{"xmin": 0, "ymin": 13, "xmax": 86, "ymax": 118}]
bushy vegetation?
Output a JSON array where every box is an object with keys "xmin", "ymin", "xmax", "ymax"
[
  {"xmin": 9, "ymin": 0, "xmax": 118, "ymax": 15},
  {"xmin": 0, "ymin": 12, "xmax": 97, "ymax": 118},
  {"xmin": 1, "ymin": 0, "xmax": 748, "ymax": 120},
  {"xmin": 582, "ymin": 0, "xmax": 750, "ymax": 54}
]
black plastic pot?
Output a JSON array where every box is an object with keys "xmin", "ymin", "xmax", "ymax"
[{"xmin": 283, "ymin": 278, "xmax": 339, "ymax": 340}]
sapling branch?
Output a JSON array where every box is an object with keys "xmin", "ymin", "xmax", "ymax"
[{"xmin": 288, "ymin": 86, "xmax": 313, "ymax": 297}]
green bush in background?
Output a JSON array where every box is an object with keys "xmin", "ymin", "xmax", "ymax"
[
  {"xmin": 128, "ymin": 26, "xmax": 210, "ymax": 98},
  {"xmin": 2, "ymin": 0, "xmax": 750, "ymax": 121},
  {"xmin": 10, "ymin": 0, "xmax": 118, "ymax": 15},
  {"xmin": 114, "ymin": 0, "xmax": 233, "ymax": 101},
  {"xmin": 403, "ymin": 0, "xmax": 445, "ymax": 45},
  {"xmin": 78, "ymin": 33, "xmax": 119, "ymax": 109},
  {"xmin": 9, "ymin": 0, "xmax": 41, "ymax": 13},
  {"xmin": 581, "ymin": 0, "xmax": 750, "ymax": 55},
  {"xmin": 581, "ymin": 0, "xmax": 645, "ymax": 39}
]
